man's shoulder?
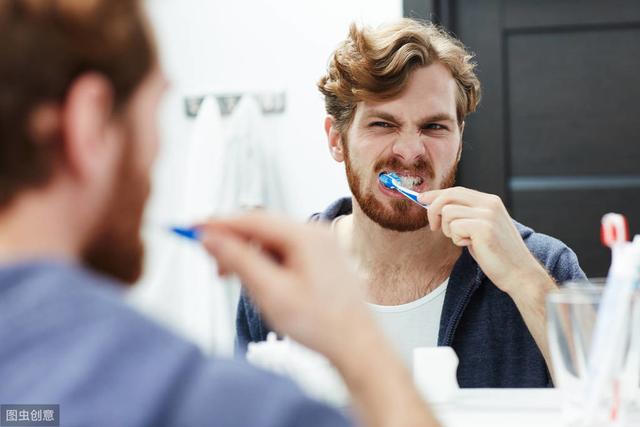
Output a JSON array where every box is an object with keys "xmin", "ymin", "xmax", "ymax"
[
  {"xmin": 0, "ymin": 260, "xmax": 190, "ymax": 345},
  {"xmin": 310, "ymin": 197, "xmax": 353, "ymax": 222},
  {"xmin": 0, "ymin": 261, "xmax": 198, "ymax": 423},
  {"xmin": 0, "ymin": 260, "xmax": 206, "ymax": 396},
  {"xmin": 513, "ymin": 221, "xmax": 585, "ymax": 281},
  {"xmin": 173, "ymin": 357, "xmax": 350, "ymax": 426},
  {"xmin": 514, "ymin": 220, "xmax": 570, "ymax": 257},
  {"xmin": 0, "ymin": 261, "xmax": 349, "ymax": 427}
]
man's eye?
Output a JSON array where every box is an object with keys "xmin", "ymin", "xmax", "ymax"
[
  {"xmin": 423, "ymin": 123, "xmax": 447, "ymax": 131},
  {"xmin": 369, "ymin": 121, "xmax": 393, "ymax": 128}
]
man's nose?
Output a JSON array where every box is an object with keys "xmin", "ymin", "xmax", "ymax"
[{"xmin": 391, "ymin": 132, "xmax": 427, "ymax": 162}]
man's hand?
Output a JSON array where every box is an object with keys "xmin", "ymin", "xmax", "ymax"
[
  {"xmin": 199, "ymin": 213, "xmax": 371, "ymax": 360},
  {"xmin": 199, "ymin": 212, "xmax": 440, "ymax": 427},
  {"xmin": 419, "ymin": 187, "xmax": 557, "ymax": 376},
  {"xmin": 419, "ymin": 186, "xmax": 552, "ymax": 298}
]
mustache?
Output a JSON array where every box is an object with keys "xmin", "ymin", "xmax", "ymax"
[{"xmin": 373, "ymin": 156, "xmax": 435, "ymax": 178}]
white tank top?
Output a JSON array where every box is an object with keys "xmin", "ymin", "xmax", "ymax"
[
  {"xmin": 367, "ymin": 279, "xmax": 448, "ymax": 369},
  {"xmin": 330, "ymin": 215, "xmax": 448, "ymax": 369}
]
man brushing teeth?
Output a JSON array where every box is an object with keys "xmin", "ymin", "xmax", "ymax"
[
  {"xmin": 236, "ymin": 19, "xmax": 586, "ymax": 389},
  {"xmin": 378, "ymin": 170, "xmax": 427, "ymax": 194}
]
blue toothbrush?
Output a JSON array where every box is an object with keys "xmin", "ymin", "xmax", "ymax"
[
  {"xmin": 169, "ymin": 226, "xmax": 202, "ymax": 241},
  {"xmin": 379, "ymin": 172, "xmax": 429, "ymax": 209}
]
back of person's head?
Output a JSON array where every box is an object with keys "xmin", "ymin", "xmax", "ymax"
[
  {"xmin": 0, "ymin": 0, "xmax": 160, "ymax": 284},
  {"xmin": 318, "ymin": 18, "xmax": 481, "ymax": 134},
  {"xmin": 0, "ymin": 0, "xmax": 154, "ymax": 208}
]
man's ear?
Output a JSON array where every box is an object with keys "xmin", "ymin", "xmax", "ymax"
[
  {"xmin": 325, "ymin": 116, "xmax": 345, "ymax": 162},
  {"xmin": 61, "ymin": 72, "xmax": 117, "ymax": 180}
]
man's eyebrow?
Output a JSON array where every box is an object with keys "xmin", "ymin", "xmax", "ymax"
[
  {"xmin": 419, "ymin": 113, "xmax": 456, "ymax": 124},
  {"xmin": 362, "ymin": 110, "xmax": 457, "ymax": 125},
  {"xmin": 362, "ymin": 110, "xmax": 402, "ymax": 124}
]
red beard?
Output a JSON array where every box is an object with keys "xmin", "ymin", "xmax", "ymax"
[
  {"xmin": 82, "ymin": 138, "xmax": 150, "ymax": 284},
  {"xmin": 344, "ymin": 141, "xmax": 457, "ymax": 232}
]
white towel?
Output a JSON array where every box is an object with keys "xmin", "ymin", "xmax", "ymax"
[
  {"xmin": 218, "ymin": 96, "xmax": 288, "ymax": 213},
  {"xmin": 202, "ymin": 95, "xmax": 288, "ymax": 355},
  {"xmin": 130, "ymin": 94, "xmax": 289, "ymax": 357}
]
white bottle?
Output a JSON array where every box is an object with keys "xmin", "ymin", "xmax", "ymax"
[{"xmin": 413, "ymin": 346, "xmax": 460, "ymax": 403}]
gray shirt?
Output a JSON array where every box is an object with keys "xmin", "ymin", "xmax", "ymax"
[{"xmin": 0, "ymin": 260, "xmax": 350, "ymax": 427}]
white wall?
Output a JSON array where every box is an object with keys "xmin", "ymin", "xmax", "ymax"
[
  {"xmin": 130, "ymin": 0, "xmax": 403, "ymax": 353},
  {"xmin": 147, "ymin": 0, "xmax": 402, "ymax": 219}
]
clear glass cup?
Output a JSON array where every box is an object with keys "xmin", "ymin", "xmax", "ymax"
[{"xmin": 546, "ymin": 280, "xmax": 640, "ymax": 426}]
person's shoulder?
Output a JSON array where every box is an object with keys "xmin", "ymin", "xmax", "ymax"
[
  {"xmin": 513, "ymin": 221, "xmax": 586, "ymax": 281},
  {"xmin": 310, "ymin": 197, "xmax": 353, "ymax": 223},
  {"xmin": 0, "ymin": 261, "xmax": 350, "ymax": 426},
  {"xmin": 514, "ymin": 221, "xmax": 568, "ymax": 254},
  {"xmin": 172, "ymin": 357, "xmax": 351, "ymax": 426},
  {"xmin": 28, "ymin": 260, "xmax": 184, "ymax": 338},
  {"xmin": 70, "ymin": 265, "xmax": 351, "ymax": 426},
  {"xmin": 1, "ymin": 259, "xmax": 203, "ymax": 380},
  {"xmin": 18, "ymin": 260, "xmax": 207, "ymax": 368}
]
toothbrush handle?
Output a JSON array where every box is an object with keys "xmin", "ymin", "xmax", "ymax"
[{"xmin": 396, "ymin": 188, "xmax": 429, "ymax": 209}]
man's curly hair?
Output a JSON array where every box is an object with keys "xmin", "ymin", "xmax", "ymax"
[{"xmin": 318, "ymin": 18, "xmax": 481, "ymax": 132}]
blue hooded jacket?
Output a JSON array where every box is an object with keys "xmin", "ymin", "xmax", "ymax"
[{"xmin": 236, "ymin": 197, "xmax": 586, "ymax": 388}]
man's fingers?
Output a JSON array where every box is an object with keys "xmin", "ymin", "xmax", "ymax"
[
  {"xmin": 422, "ymin": 187, "xmax": 501, "ymax": 231},
  {"xmin": 419, "ymin": 189, "xmax": 440, "ymax": 206},
  {"xmin": 424, "ymin": 187, "xmax": 486, "ymax": 212},
  {"xmin": 427, "ymin": 204, "xmax": 441, "ymax": 232},
  {"xmin": 448, "ymin": 218, "xmax": 477, "ymax": 246},
  {"xmin": 201, "ymin": 229, "xmax": 289, "ymax": 304},
  {"xmin": 440, "ymin": 205, "xmax": 490, "ymax": 236},
  {"xmin": 452, "ymin": 235, "xmax": 472, "ymax": 246}
]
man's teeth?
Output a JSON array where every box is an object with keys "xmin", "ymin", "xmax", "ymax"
[{"xmin": 397, "ymin": 175, "xmax": 424, "ymax": 189}]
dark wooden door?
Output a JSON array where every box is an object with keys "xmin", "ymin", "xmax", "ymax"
[{"xmin": 405, "ymin": 0, "xmax": 640, "ymax": 277}]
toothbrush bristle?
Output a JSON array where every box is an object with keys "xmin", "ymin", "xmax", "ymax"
[{"xmin": 379, "ymin": 173, "xmax": 397, "ymax": 189}]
